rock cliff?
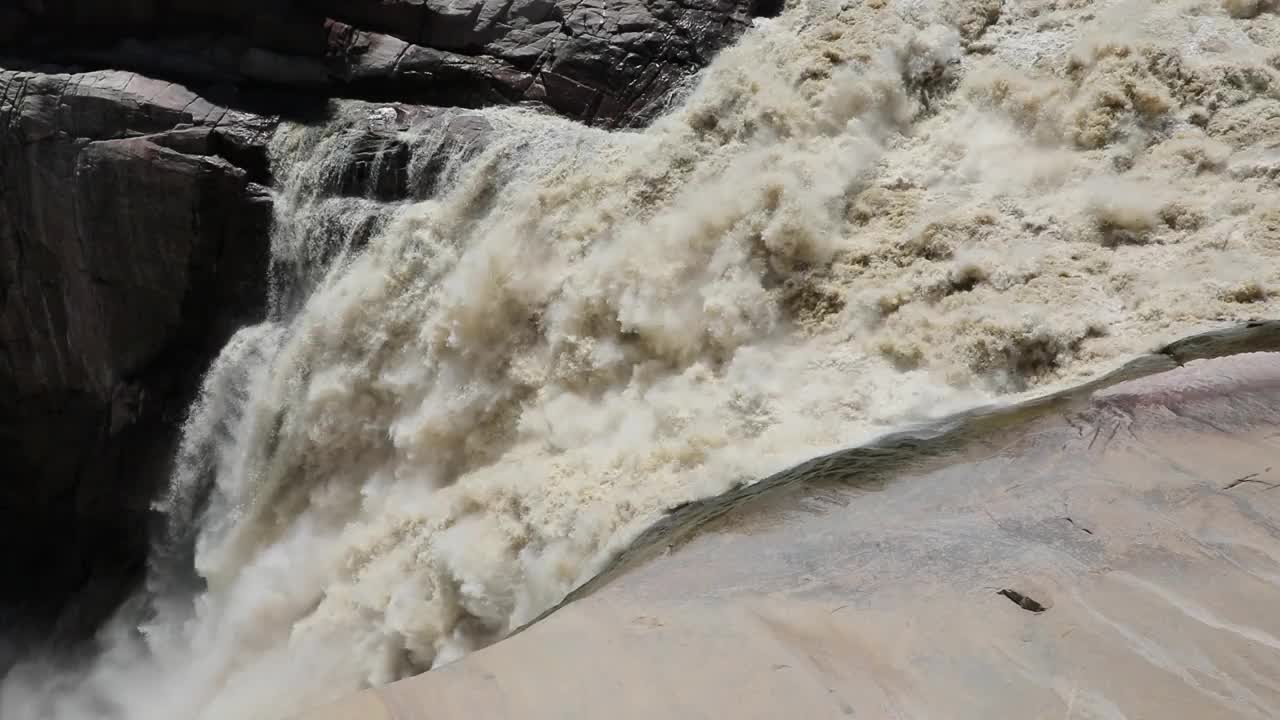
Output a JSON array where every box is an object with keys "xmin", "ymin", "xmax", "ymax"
[
  {"xmin": 0, "ymin": 0, "xmax": 764, "ymax": 664},
  {"xmin": 0, "ymin": 68, "xmax": 274, "ymax": 659}
]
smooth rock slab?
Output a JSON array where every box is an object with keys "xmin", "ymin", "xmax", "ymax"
[{"xmin": 308, "ymin": 349, "xmax": 1280, "ymax": 719}]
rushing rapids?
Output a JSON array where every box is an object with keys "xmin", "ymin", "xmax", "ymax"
[{"xmin": 5, "ymin": 0, "xmax": 1280, "ymax": 718}]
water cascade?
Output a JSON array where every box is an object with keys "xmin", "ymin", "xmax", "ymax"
[{"xmin": 5, "ymin": 1, "xmax": 1280, "ymax": 717}]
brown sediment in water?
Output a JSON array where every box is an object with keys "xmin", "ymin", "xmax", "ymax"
[
  {"xmin": 9, "ymin": 0, "xmax": 1280, "ymax": 714},
  {"xmin": 307, "ymin": 322, "xmax": 1280, "ymax": 719}
]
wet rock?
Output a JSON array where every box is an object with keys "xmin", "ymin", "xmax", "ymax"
[
  {"xmin": 303, "ymin": 103, "xmax": 498, "ymax": 203},
  {"xmin": 310, "ymin": 350, "xmax": 1280, "ymax": 720}
]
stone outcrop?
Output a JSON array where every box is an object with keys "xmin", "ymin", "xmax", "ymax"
[
  {"xmin": 7, "ymin": 0, "xmax": 777, "ymax": 128},
  {"xmin": 1, "ymin": 0, "xmax": 761, "ymax": 664},
  {"xmin": 0, "ymin": 68, "xmax": 274, "ymax": 661}
]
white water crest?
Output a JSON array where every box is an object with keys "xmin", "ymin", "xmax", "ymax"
[{"xmin": 5, "ymin": 0, "xmax": 1280, "ymax": 717}]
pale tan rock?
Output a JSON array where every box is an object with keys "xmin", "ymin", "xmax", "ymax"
[{"xmin": 307, "ymin": 349, "xmax": 1280, "ymax": 720}]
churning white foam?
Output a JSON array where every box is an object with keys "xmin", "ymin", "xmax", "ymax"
[{"xmin": 5, "ymin": 0, "xmax": 1280, "ymax": 717}]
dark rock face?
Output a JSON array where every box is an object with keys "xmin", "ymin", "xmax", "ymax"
[
  {"xmin": 9, "ymin": 0, "xmax": 770, "ymax": 128},
  {"xmin": 1, "ymin": 0, "xmax": 758, "ymax": 667},
  {"xmin": 0, "ymin": 69, "xmax": 274, "ymax": 661},
  {"xmin": 329, "ymin": 105, "xmax": 498, "ymax": 203}
]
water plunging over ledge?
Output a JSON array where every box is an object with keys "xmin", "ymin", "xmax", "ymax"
[{"xmin": 5, "ymin": 0, "xmax": 1280, "ymax": 717}]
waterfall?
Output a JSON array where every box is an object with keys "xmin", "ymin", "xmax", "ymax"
[{"xmin": 5, "ymin": 0, "xmax": 1279, "ymax": 718}]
